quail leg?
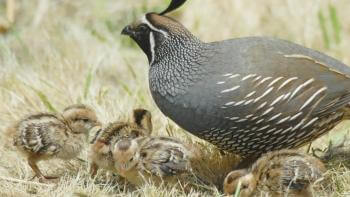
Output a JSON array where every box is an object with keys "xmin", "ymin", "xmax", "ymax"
[
  {"xmin": 306, "ymin": 142, "xmax": 312, "ymax": 153},
  {"xmin": 313, "ymin": 135, "xmax": 350, "ymax": 162},
  {"xmin": 28, "ymin": 156, "xmax": 58, "ymax": 183},
  {"xmin": 89, "ymin": 162, "xmax": 98, "ymax": 178}
]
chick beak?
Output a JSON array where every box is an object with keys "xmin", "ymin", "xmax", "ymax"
[
  {"xmin": 117, "ymin": 166, "xmax": 126, "ymax": 177},
  {"xmin": 94, "ymin": 121, "xmax": 102, "ymax": 127},
  {"xmin": 121, "ymin": 25, "xmax": 134, "ymax": 36}
]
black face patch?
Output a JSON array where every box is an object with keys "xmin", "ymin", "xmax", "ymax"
[
  {"xmin": 126, "ymin": 24, "xmax": 153, "ymax": 63},
  {"xmin": 152, "ymin": 31, "xmax": 166, "ymax": 50}
]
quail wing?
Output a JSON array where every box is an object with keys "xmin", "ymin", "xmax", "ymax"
[
  {"xmin": 198, "ymin": 38, "xmax": 350, "ymax": 154},
  {"xmin": 139, "ymin": 145, "xmax": 190, "ymax": 177},
  {"xmin": 281, "ymin": 158, "xmax": 324, "ymax": 190},
  {"xmin": 15, "ymin": 115, "xmax": 66, "ymax": 155}
]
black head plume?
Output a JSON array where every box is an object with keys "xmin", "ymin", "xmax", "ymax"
[{"xmin": 159, "ymin": 0, "xmax": 187, "ymax": 15}]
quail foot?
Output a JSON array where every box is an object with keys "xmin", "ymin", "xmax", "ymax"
[
  {"xmin": 89, "ymin": 109, "xmax": 152, "ymax": 177},
  {"xmin": 312, "ymin": 133, "xmax": 350, "ymax": 169},
  {"xmin": 112, "ymin": 136, "xmax": 200, "ymax": 186},
  {"xmin": 8, "ymin": 104, "xmax": 100, "ymax": 183},
  {"xmin": 122, "ymin": 0, "xmax": 350, "ymax": 164},
  {"xmin": 223, "ymin": 149, "xmax": 326, "ymax": 197}
]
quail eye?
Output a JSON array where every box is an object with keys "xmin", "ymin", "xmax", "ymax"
[
  {"xmin": 129, "ymin": 157, "xmax": 134, "ymax": 162},
  {"xmin": 138, "ymin": 24, "xmax": 149, "ymax": 31}
]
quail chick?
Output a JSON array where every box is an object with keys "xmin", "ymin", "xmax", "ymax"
[
  {"xmin": 223, "ymin": 149, "xmax": 326, "ymax": 197},
  {"xmin": 10, "ymin": 104, "xmax": 100, "ymax": 182},
  {"xmin": 112, "ymin": 136, "xmax": 199, "ymax": 186},
  {"xmin": 88, "ymin": 109, "xmax": 152, "ymax": 177}
]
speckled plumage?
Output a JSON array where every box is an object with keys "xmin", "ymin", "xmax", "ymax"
[
  {"xmin": 9, "ymin": 104, "xmax": 100, "ymax": 182},
  {"xmin": 223, "ymin": 149, "xmax": 326, "ymax": 197},
  {"xmin": 112, "ymin": 136, "xmax": 199, "ymax": 186},
  {"xmin": 88, "ymin": 109, "xmax": 152, "ymax": 177},
  {"xmin": 122, "ymin": 4, "xmax": 350, "ymax": 158}
]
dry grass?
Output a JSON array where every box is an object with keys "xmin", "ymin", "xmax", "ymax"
[{"xmin": 0, "ymin": 0, "xmax": 350, "ymax": 196}]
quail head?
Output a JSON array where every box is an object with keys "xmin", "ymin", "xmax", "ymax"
[
  {"xmin": 223, "ymin": 149, "xmax": 326, "ymax": 197},
  {"xmin": 10, "ymin": 104, "xmax": 100, "ymax": 182},
  {"xmin": 122, "ymin": 0, "xmax": 350, "ymax": 161},
  {"xmin": 112, "ymin": 136, "xmax": 199, "ymax": 186},
  {"xmin": 88, "ymin": 109, "xmax": 152, "ymax": 177}
]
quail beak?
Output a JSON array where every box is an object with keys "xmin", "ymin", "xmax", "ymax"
[{"xmin": 121, "ymin": 25, "xmax": 134, "ymax": 36}]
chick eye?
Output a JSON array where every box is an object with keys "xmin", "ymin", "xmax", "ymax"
[
  {"xmin": 241, "ymin": 184, "xmax": 248, "ymax": 189},
  {"xmin": 81, "ymin": 118, "xmax": 90, "ymax": 122},
  {"xmin": 130, "ymin": 130, "xmax": 140, "ymax": 138},
  {"xmin": 141, "ymin": 152, "xmax": 147, "ymax": 158},
  {"xmin": 129, "ymin": 157, "xmax": 133, "ymax": 162}
]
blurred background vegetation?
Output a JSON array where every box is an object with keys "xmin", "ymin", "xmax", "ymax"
[{"xmin": 0, "ymin": 0, "xmax": 349, "ymax": 196}]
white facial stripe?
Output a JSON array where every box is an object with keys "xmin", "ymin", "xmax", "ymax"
[
  {"xmin": 149, "ymin": 32, "xmax": 155, "ymax": 65},
  {"xmin": 141, "ymin": 15, "xmax": 169, "ymax": 38}
]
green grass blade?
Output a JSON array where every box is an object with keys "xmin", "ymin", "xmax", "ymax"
[
  {"xmin": 115, "ymin": 79, "xmax": 132, "ymax": 97},
  {"xmin": 329, "ymin": 4, "xmax": 341, "ymax": 44},
  {"xmin": 22, "ymin": 81, "xmax": 57, "ymax": 113},
  {"xmin": 97, "ymin": 86, "xmax": 109, "ymax": 104},
  {"xmin": 34, "ymin": 89, "xmax": 57, "ymax": 113},
  {"xmin": 83, "ymin": 67, "xmax": 93, "ymax": 99},
  {"xmin": 318, "ymin": 10, "xmax": 330, "ymax": 49},
  {"xmin": 234, "ymin": 180, "xmax": 242, "ymax": 197},
  {"xmin": 90, "ymin": 29, "xmax": 107, "ymax": 42}
]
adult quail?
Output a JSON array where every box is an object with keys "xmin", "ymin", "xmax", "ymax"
[
  {"xmin": 223, "ymin": 149, "xmax": 326, "ymax": 196},
  {"xmin": 121, "ymin": 0, "xmax": 350, "ymax": 158}
]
